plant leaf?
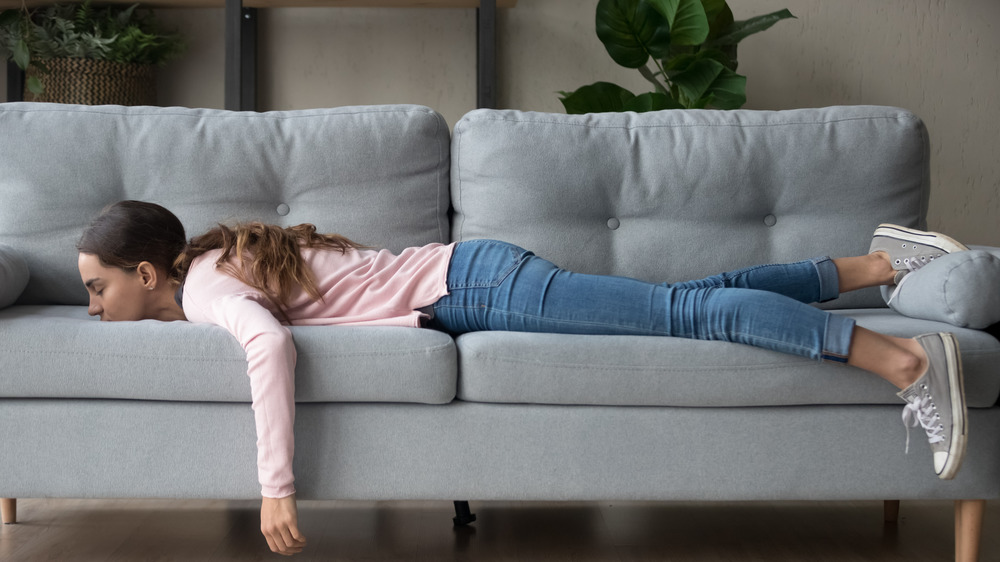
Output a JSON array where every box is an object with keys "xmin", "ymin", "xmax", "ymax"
[
  {"xmin": 669, "ymin": 57, "xmax": 745, "ymax": 109},
  {"xmin": 704, "ymin": 0, "xmax": 733, "ymax": 41},
  {"xmin": 700, "ymin": 66, "xmax": 745, "ymax": 109},
  {"xmin": 120, "ymin": 4, "xmax": 139, "ymax": 24},
  {"xmin": 646, "ymin": 0, "xmax": 708, "ymax": 46},
  {"xmin": 595, "ymin": 0, "xmax": 672, "ymax": 69},
  {"xmin": 706, "ymin": 8, "xmax": 795, "ymax": 46},
  {"xmin": 12, "ymin": 38, "xmax": 29, "ymax": 69},
  {"xmin": 559, "ymin": 82, "xmax": 637, "ymax": 114},
  {"xmin": 0, "ymin": 9, "xmax": 21, "ymax": 28},
  {"xmin": 665, "ymin": 47, "xmax": 731, "ymax": 72},
  {"xmin": 699, "ymin": 0, "xmax": 736, "ymax": 67},
  {"xmin": 622, "ymin": 92, "xmax": 684, "ymax": 112},
  {"xmin": 7, "ymin": 1, "xmax": 184, "ymax": 65},
  {"xmin": 26, "ymin": 75, "xmax": 44, "ymax": 95},
  {"xmin": 699, "ymin": 0, "xmax": 727, "ymax": 22}
]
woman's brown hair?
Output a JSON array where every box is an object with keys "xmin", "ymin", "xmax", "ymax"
[
  {"xmin": 77, "ymin": 200, "xmax": 188, "ymax": 283},
  {"xmin": 174, "ymin": 222, "xmax": 364, "ymax": 318},
  {"xmin": 79, "ymin": 201, "xmax": 364, "ymax": 320}
]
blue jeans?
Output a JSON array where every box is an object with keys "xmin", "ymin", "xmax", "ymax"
[{"xmin": 427, "ymin": 239, "xmax": 856, "ymax": 363}]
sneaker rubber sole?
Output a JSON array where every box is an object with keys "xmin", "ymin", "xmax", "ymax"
[
  {"xmin": 873, "ymin": 224, "xmax": 970, "ymax": 254},
  {"xmin": 938, "ymin": 333, "xmax": 967, "ymax": 480}
]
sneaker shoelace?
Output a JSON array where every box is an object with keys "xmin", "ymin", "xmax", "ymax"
[
  {"xmin": 901, "ymin": 393, "xmax": 944, "ymax": 454},
  {"xmin": 879, "ymin": 242, "xmax": 938, "ymax": 288},
  {"xmin": 901, "ymin": 253, "xmax": 934, "ymax": 272},
  {"xmin": 894, "ymin": 243, "xmax": 938, "ymax": 272},
  {"xmin": 886, "ymin": 270, "xmax": 915, "ymax": 305},
  {"xmin": 886, "ymin": 247, "xmax": 938, "ymax": 291}
]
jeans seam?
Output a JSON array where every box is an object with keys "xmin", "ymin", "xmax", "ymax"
[
  {"xmin": 432, "ymin": 304, "xmax": 674, "ymax": 336},
  {"xmin": 709, "ymin": 329, "xmax": 819, "ymax": 360}
]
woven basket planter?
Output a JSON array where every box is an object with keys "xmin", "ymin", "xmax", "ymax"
[{"xmin": 25, "ymin": 58, "xmax": 156, "ymax": 106}]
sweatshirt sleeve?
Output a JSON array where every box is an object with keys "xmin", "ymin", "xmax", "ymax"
[{"xmin": 207, "ymin": 292, "xmax": 298, "ymax": 499}]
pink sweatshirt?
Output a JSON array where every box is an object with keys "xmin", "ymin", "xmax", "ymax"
[{"xmin": 181, "ymin": 242, "xmax": 455, "ymax": 498}]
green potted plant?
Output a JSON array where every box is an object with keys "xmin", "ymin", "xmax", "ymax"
[
  {"xmin": 560, "ymin": 0, "xmax": 794, "ymax": 113},
  {"xmin": 0, "ymin": 1, "xmax": 184, "ymax": 105}
]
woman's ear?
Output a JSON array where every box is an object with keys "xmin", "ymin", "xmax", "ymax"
[{"xmin": 135, "ymin": 261, "xmax": 159, "ymax": 290}]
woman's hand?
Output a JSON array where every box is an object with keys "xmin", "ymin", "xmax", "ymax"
[{"xmin": 260, "ymin": 494, "xmax": 307, "ymax": 556}]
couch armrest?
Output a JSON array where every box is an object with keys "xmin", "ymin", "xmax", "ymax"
[{"xmin": 0, "ymin": 244, "xmax": 29, "ymax": 309}]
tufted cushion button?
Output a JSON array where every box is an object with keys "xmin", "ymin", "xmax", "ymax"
[
  {"xmin": 276, "ymin": 203, "xmax": 290, "ymax": 216},
  {"xmin": 763, "ymin": 214, "xmax": 777, "ymax": 227},
  {"xmin": 607, "ymin": 217, "xmax": 620, "ymax": 230}
]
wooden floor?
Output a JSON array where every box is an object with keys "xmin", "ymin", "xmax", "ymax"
[{"xmin": 0, "ymin": 498, "xmax": 996, "ymax": 561}]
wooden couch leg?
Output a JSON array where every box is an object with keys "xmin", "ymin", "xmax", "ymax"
[
  {"xmin": 1, "ymin": 498, "xmax": 15, "ymax": 524},
  {"xmin": 884, "ymin": 500, "xmax": 900, "ymax": 524},
  {"xmin": 955, "ymin": 499, "xmax": 985, "ymax": 562}
]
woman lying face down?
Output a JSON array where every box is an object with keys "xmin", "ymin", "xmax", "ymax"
[{"xmin": 76, "ymin": 200, "xmax": 971, "ymax": 557}]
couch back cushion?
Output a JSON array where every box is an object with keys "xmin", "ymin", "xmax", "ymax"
[
  {"xmin": 0, "ymin": 103, "xmax": 451, "ymax": 305},
  {"xmin": 451, "ymin": 106, "xmax": 929, "ymax": 309}
]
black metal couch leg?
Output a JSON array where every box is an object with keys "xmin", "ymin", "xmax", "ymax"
[{"xmin": 453, "ymin": 500, "xmax": 476, "ymax": 526}]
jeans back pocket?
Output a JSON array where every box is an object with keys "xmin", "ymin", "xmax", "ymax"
[{"xmin": 447, "ymin": 240, "xmax": 532, "ymax": 290}]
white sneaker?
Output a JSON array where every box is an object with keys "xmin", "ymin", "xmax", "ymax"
[
  {"xmin": 870, "ymin": 224, "xmax": 969, "ymax": 284},
  {"xmin": 898, "ymin": 333, "xmax": 967, "ymax": 480}
]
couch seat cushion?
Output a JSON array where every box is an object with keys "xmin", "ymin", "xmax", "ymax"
[
  {"xmin": 455, "ymin": 309, "xmax": 1000, "ymax": 408},
  {"xmin": 0, "ymin": 306, "xmax": 456, "ymax": 404}
]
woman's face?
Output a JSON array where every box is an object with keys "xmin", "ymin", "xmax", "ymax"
[{"xmin": 78, "ymin": 253, "xmax": 151, "ymax": 322}]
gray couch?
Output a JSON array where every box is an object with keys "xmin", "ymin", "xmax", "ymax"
[{"xmin": 0, "ymin": 102, "xmax": 997, "ymax": 559}]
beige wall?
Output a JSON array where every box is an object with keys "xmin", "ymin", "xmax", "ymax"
[{"xmin": 3, "ymin": 0, "xmax": 997, "ymax": 244}]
